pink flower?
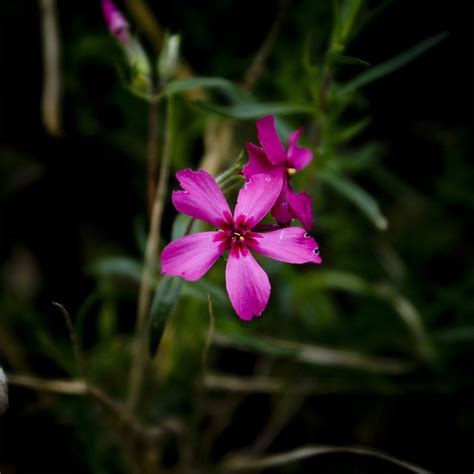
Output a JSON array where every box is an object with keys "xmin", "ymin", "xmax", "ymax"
[
  {"xmin": 161, "ymin": 170, "xmax": 321, "ymax": 321},
  {"xmin": 101, "ymin": 0, "xmax": 130, "ymax": 44},
  {"xmin": 243, "ymin": 115, "xmax": 314, "ymax": 231}
]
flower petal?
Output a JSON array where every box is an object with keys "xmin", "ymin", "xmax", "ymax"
[
  {"xmin": 257, "ymin": 115, "xmax": 287, "ymax": 165},
  {"xmin": 172, "ymin": 169, "xmax": 232, "ymax": 228},
  {"xmin": 161, "ymin": 231, "xmax": 228, "ymax": 281},
  {"xmin": 287, "ymin": 129, "xmax": 312, "ymax": 170},
  {"xmin": 286, "ymin": 187, "xmax": 314, "ymax": 232},
  {"xmin": 271, "ymin": 188, "xmax": 292, "ymax": 226},
  {"xmin": 234, "ymin": 174, "xmax": 283, "ymax": 229},
  {"xmin": 247, "ymin": 227, "xmax": 321, "ymax": 264},
  {"xmin": 225, "ymin": 245, "xmax": 271, "ymax": 320},
  {"xmin": 242, "ymin": 142, "xmax": 277, "ymax": 180}
]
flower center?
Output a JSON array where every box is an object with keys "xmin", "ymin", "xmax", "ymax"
[{"xmin": 232, "ymin": 231, "xmax": 245, "ymax": 242}]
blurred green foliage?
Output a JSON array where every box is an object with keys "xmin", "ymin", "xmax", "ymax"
[{"xmin": 0, "ymin": 0, "xmax": 472, "ymax": 473}]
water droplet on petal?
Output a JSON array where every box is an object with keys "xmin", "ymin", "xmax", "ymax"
[
  {"xmin": 304, "ymin": 232, "xmax": 311, "ymax": 238},
  {"xmin": 265, "ymin": 176, "xmax": 271, "ymax": 182},
  {"xmin": 313, "ymin": 247, "xmax": 320, "ymax": 255}
]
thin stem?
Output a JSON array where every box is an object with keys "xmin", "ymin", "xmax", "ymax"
[
  {"xmin": 40, "ymin": 0, "xmax": 62, "ymax": 136},
  {"xmin": 243, "ymin": 0, "xmax": 289, "ymax": 90},
  {"xmin": 128, "ymin": 96, "xmax": 175, "ymax": 412},
  {"xmin": 8, "ymin": 373, "xmax": 87, "ymax": 395},
  {"xmin": 8, "ymin": 373, "xmax": 182, "ymax": 440},
  {"xmin": 147, "ymin": 96, "xmax": 160, "ymax": 215},
  {"xmin": 53, "ymin": 301, "xmax": 87, "ymax": 379},
  {"xmin": 222, "ymin": 445, "xmax": 430, "ymax": 473}
]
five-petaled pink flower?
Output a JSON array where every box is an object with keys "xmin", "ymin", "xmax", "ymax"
[
  {"xmin": 244, "ymin": 115, "xmax": 314, "ymax": 231},
  {"xmin": 102, "ymin": 0, "xmax": 130, "ymax": 44},
  {"xmin": 161, "ymin": 170, "xmax": 321, "ymax": 321}
]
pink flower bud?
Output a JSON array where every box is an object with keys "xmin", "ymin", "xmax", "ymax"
[{"xmin": 102, "ymin": 0, "xmax": 130, "ymax": 44}]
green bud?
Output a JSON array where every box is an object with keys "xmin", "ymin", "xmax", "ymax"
[
  {"xmin": 158, "ymin": 34, "xmax": 181, "ymax": 82},
  {"xmin": 123, "ymin": 36, "xmax": 152, "ymax": 94}
]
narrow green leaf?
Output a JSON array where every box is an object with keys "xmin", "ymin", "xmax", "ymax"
[
  {"xmin": 338, "ymin": 32, "xmax": 448, "ymax": 95},
  {"xmin": 181, "ymin": 280, "xmax": 229, "ymax": 307},
  {"xmin": 213, "ymin": 332, "xmax": 414, "ymax": 374},
  {"xmin": 298, "ymin": 270, "xmax": 433, "ymax": 362},
  {"xmin": 373, "ymin": 284, "xmax": 435, "ymax": 361},
  {"xmin": 148, "ymin": 276, "xmax": 183, "ymax": 356},
  {"xmin": 332, "ymin": 117, "xmax": 370, "ymax": 143},
  {"xmin": 363, "ymin": 0, "xmax": 396, "ymax": 29},
  {"xmin": 330, "ymin": 53, "xmax": 370, "ymax": 66},
  {"xmin": 163, "ymin": 77, "xmax": 250, "ymax": 102},
  {"xmin": 302, "ymin": 270, "xmax": 371, "ymax": 294},
  {"xmin": 148, "ymin": 211, "xmax": 197, "ymax": 356},
  {"xmin": 171, "ymin": 213, "xmax": 194, "ymax": 241},
  {"xmin": 89, "ymin": 256, "xmax": 143, "ymax": 281},
  {"xmin": 339, "ymin": 0, "xmax": 365, "ymax": 43},
  {"xmin": 434, "ymin": 326, "xmax": 474, "ymax": 343},
  {"xmin": 320, "ymin": 170, "xmax": 388, "ymax": 230},
  {"xmin": 194, "ymin": 101, "xmax": 314, "ymax": 120},
  {"xmin": 330, "ymin": 143, "xmax": 380, "ymax": 173}
]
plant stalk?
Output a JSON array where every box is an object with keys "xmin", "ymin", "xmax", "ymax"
[
  {"xmin": 128, "ymin": 96, "xmax": 175, "ymax": 412},
  {"xmin": 147, "ymin": 96, "xmax": 160, "ymax": 215}
]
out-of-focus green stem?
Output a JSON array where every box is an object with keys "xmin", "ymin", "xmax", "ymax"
[
  {"xmin": 40, "ymin": 0, "xmax": 62, "ymax": 136},
  {"xmin": 147, "ymin": 96, "xmax": 159, "ymax": 215},
  {"xmin": 128, "ymin": 96, "xmax": 175, "ymax": 412},
  {"xmin": 215, "ymin": 149, "xmax": 245, "ymax": 186}
]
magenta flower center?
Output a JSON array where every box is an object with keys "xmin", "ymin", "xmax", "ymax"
[{"xmin": 213, "ymin": 217, "xmax": 259, "ymax": 256}]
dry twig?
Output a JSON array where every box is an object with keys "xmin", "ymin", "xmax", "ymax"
[{"xmin": 223, "ymin": 445, "xmax": 431, "ymax": 473}]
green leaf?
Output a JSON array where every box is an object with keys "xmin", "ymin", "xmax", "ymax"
[
  {"xmin": 163, "ymin": 77, "xmax": 250, "ymax": 102},
  {"xmin": 363, "ymin": 0, "xmax": 396, "ymax": 29},
  {"xmin": 303, "ymin": 270, "xmax": 371, "ymax": 294},
  {"xmin": 339, "ymin": 0, "xmax": 365, "ymax": 43},
  {"xmin": 320, "ymin": 170, "xmax": 388, "ymax": 230},
  {"xmin": 194, "ymin": 101, "xmax": 314, "ymax": 120},
  {"xmin": 181, "ymin": 280, "xmax": 229, "ymax": 307},
  {"xmin": 330, "ymin": 53, "xmax": 370, "ymax": 66},
  {"xmin": 89, "ymin": 256, "xmax": 143, "ymax": 281},
  {"xmin": 330, "ymin": 143, "xmax": 380, "ymax": 173},
  {"xmin": 171, "ymin": 214, "xmax": 194, "ymax": 241},
  {"xmin": 148, "ymin": 276, "xmax": 183, "ymax": 356},
  {"xmin": 148, "ymin": 211, "xmax": 198, "ymax": 356},
  {"xmin": 373, "ymin": 284, "xmax": 435, "ymax": 361},
  {"xmin": 297, "ymin": 270, "xmax": 434, "ymax": 362},
  {"xmin": 332, "ymin": 117, "xmax": 370, "ymax": 143},
  {"xmin": 434, "ymin": 326, "xmax": 474, "ymax": 343},
  {"xmin": 213, "ymin": 332, "xmax": 414, "ymax": 374},
  {"xmin": 338, "ymin": 32, "xmax": 449, "ymax": 95}
]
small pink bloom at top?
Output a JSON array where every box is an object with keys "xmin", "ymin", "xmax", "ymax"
[
  {"xmin": 243, "ymin": 115, "xmax": 314, "ymax": 231},
  {"xmin": 161, "ymin": 170, "xmax": 321, "ymax": 321},
  {"xmin": 102, "ymin": 0, "xmax": 130, "ymax": 44}
]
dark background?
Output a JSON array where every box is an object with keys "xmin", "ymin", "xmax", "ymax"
[{"xmin": 0, "ymin": 1, "xmax": 472, "ymax": 472}]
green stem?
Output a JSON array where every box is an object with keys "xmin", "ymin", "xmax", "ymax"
[
  {"xmin": 146, "ymin": 96, "xmax": 160, "ymax": 215},
  {"xmin": 128, "ymin": 96, "xmax": 175, "ymax": 412}
]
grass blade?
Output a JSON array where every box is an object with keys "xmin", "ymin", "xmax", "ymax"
[
  {"xmin": 320, "ymin": 170, "xmax": 388, "ymax": 230},
  {"xmin": 339, "ymin": 32, "xmax": 448, "ymax": 95}
]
